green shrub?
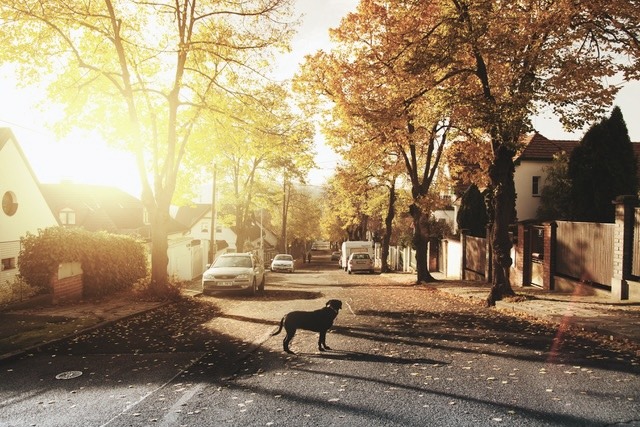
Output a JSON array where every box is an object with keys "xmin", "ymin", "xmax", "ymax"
[{"xmin": 19, "ymin": 227, "xmax": 148, "ymax": 298}]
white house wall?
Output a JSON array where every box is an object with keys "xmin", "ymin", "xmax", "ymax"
[
  {"xmin": 514, "ymin": 160, "xmax": 548, "ymax": 221},
  {"xmin": 0, "ymin": 138, "xmax": 58, "ymax": 243},
  {"xmin": 1, "ymin": 135, "xmax": 58, "ymax": 284}
]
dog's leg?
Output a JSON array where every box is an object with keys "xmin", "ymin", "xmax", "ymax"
[
  {"xmin": 283, "ymin": 329, "xmax": 296, "ymax": 354},
  {"xmin": 318, "ymin": 331, "xmax": 331, "ymax": 351}
]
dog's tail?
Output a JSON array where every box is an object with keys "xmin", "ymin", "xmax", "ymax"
[{"xmin": 271, "ymin": 317, "xmax": 284, "ymax": 336}]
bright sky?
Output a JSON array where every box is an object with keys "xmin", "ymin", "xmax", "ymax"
[{"xmin": 1, "ymin": 0, "xmax": 638, "ymax": 197}]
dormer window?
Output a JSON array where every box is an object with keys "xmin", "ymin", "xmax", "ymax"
[{"xmin": 60, "ymin": 208, "xmax": 76, "ymax": 225}]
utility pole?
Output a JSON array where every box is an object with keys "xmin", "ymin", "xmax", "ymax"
[{"xmin": 209, "ymin": 163, "xmax": 217, "ymax": 264}]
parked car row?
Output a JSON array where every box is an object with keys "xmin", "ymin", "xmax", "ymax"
[
  {"xmin": 201, "ymin": 252, "xmax": 300, "ymax": 296},
  {"xmin": 201, "ymin": 249, "xmax": 375, "ymax": 297}
]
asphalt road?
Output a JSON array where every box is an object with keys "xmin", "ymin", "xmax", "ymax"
[{"xmin": 0, "ymin": 253, "xmax": 638, "ymax": 426}]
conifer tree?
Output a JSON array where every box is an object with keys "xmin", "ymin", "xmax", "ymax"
[
  {"xmin": 457, "ymin": 184, "xmax": 488, "ymax": 237},
  {"xmin": 569, "ymin": 107, "xmax": 638, "ymax": 223}
]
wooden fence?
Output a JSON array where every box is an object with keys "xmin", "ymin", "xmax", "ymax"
[
  {"xmin": 555, "ymin": 221, "xmax": 614, "ymax": 287},
  {"xmin": 464, "ymin": 235, "xmax": 486, "ymax": 277}
]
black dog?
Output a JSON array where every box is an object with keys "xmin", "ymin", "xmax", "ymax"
[{"xmin": 271, "ymin": 299, "xmax": 342, "ymax": 354}]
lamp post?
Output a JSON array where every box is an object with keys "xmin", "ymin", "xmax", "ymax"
[{"xmin": 209, "ymin": 163, "xmax": 217, "ymax": 264}]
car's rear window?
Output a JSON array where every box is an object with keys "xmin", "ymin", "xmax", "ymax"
[
  {"xmin": 353, "ymin": 253, "xmax": 370, "ymax": 259},
  {"xmin": 214, "ymin": 256, "xmax": 252, "ymax": 268}
]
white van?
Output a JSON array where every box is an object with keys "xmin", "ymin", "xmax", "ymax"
[{"xmin": 340, "ymin": 241, "xmax": 373, "ymax": 271}]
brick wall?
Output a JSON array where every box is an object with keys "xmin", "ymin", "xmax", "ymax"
[{"xmin": 51, "ymin": 262, "xmax": 83, "ymax": 304}]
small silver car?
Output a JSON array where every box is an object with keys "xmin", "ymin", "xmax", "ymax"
[
  {"xmin": 347, "ymin": 252, "xmax": 374, "ymax": 274},
  {"xmin": 202, "ymin": 252, "xmax": 265, "ymax": 295},
  {"xmin": 270, "ymin": 254, "xmax": 295, "ymax": 273}
]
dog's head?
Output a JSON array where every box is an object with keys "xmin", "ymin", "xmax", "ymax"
[{"xmin": 326, "ymin": 299, "xmax": 342, "ymax": 312}]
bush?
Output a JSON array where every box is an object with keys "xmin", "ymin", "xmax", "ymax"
[
  {"xmin": 0, "ymin": 276, "xmax": 45, "ymax": 306},
  {"xmin": 19, "ymin": 227, "xmax": 148, "ymax": 298}
]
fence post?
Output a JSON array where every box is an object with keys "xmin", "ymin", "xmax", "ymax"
[
  {"xmin": 542, "ymin": 221, "xmax": 556, "ymax": 291},
  {"xmin": 514, "ymin": 222, "xmax": 529, "ymax": 287},
  {"xmin": 611, "ymin": 195, "xmax": 638, "ymax": 300},
  {"xmin": 460, "ymin": 231, "xmax": 467, "ymax": 280}
]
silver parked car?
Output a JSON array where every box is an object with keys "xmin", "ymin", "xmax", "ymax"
[
  {"xmin": 270, "ymin": 254, "xmax": 295, "ymax": 273},
  {"xmin": 202, "ymin": 252, "xmax": 265, "ymax": 295},
  {"xmin": 347, "ymin": 252, "xmax": 374, "ymax": 274}
]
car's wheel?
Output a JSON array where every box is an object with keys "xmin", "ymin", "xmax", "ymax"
[{"xmin": 248, "ymin": 278, "xmax": 257, "ymax": 296}]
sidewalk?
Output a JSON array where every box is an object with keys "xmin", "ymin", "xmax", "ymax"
[
  {"xmin": 394, "ymin": 272, "xmax": 640, "ymax": 347},
  {"xmin": 2, "ymin": 275, "xmax": 639, "ymax": 363},
  {"xmin": 0, "ymin": 294, "xmax": 166, "ymax": 363}
]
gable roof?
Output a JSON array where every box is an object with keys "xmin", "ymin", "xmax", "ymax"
[
  {"xmin": 40, "ymin": 182, "xmax": 146, "ymax": 233},
  {"xmin": 173, "ymin": 204, "xmax": 211, "ymax": 228},
  {"xmin": 0, "ymin": 128, "xmax": 47, "ymax": 196},
  {"xmin": 517, "ymin": 132, "xmax": 579, "ymax": 161},
  {"xmin": 41, "ymin": 182, "xmax": 189, "ymax": 237}
]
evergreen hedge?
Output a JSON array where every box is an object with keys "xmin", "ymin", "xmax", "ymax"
[{"xmin": 19, "ymin": 227, "xmax": 148, "ymax": 298}]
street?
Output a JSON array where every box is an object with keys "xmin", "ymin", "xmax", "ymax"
[{"xmin": 0, "ymin": 253, "xmax": 638, "ymax": 427}]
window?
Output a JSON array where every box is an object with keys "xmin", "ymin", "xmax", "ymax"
[
  {"xmin": 60, "ymin": 208, "xmax": 76, "ymax": 225},
  {"xmin": 201, "ymin": 221, "xmax": 209, "ymax": 233},
  {"xmin": 1, "ymin": 257, "xmax": 16, "ymax": 271},
  {"xmin": 2, "ymin": 191, "xmax": 18, "ymax": 216},
  {"xmin": 532, "ymin": 176, "xmax": 541, "ymax": 196}
]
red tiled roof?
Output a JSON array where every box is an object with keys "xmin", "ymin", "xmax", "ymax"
[
  {"xmin": 518, "ymin": 131, "xmax": 640, "ymax": 186},
  {"xmin": 517, "ymin": 132, "xmax": 579, "ymax": 161}
]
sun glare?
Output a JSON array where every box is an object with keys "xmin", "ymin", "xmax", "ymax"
[{"xmin": 22, "ymin": 131, "xmax": 142, "ymax": 197}]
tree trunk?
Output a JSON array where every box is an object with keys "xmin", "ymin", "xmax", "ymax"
[
  {"xmin": 486, "ymin": 145, "xmax": 517, "ymax": 306},
  {"xmin": 410, "ymin": 204, "xmax": 435, "ymax": 283},
  {"xmin": 381, "ymin": 182, "xmax": 396, "ymax": 273},
  {"xmin": 149, "ymin": 202, "xmax": 170, "ymax": 296}
]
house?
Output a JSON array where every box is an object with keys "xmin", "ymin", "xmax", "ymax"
[
  {"xmin": 40, "ymin": 182, "xmax": 151, "ymax": 235},
  {"xmin": 0, "ymin": 128, "xmax": 59, "ymax": 284},
  {"xmin": 39, "ymin": 182, "xmax": 206, "ymax": 282},
  {"xmin": 173, "ymin": 203, "xmax": 231, "ymax": 257},
  {"xmin": 1, "ymin": 127, "xmax": 204, "ymax": 285},
  {"xmin": 172, "ymin": 204, "xmax": 279, "ymax": 264},
  {"xmin": 514, "ymin": 132, "xmax": 640, "ymax": 221},
  {"xmin": 40, "ymin": 182, "xmax": 205, "ymax": 282}
]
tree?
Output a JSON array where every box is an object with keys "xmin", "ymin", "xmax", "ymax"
[
  {"xmin": 457, "ymin": 184, "xmax": 488, "ymax": 237},
  {"xmin": 328, "ymin": 166, "xmax": 375, "ymax": 241},
  {"xmin": 285, "ymin": 186, "xmax": 323, "ymax": 257},
  {"xmin": 197, "ymin": 85, "xmax": 314, "ymax": 253},
  {"xmin": 1, "ymin": 0, "xmax": 295, "ymax": 295},
  {"xmin": 296, "ymin": 0, "xmax": 465, "ymax": 284},
  {"xmin": 404, "ymin": 0, "xmax": 639, "ymax": 305},
  {"xmin": 536, "ymin": 152, "xmax": 572, "ymax": 221},
  {"xmin": 569, "ymin": 106, "xmax": 638, "ymax": 223}
]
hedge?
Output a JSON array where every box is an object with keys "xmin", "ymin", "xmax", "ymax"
[{"xmin": 19, "ymin": 227, "xmax": 148, "ymax": 298}]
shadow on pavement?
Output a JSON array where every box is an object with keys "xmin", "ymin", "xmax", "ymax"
[{"xmin": 306, "ymin": 350, "xmax": 445, "ymax": 365}]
